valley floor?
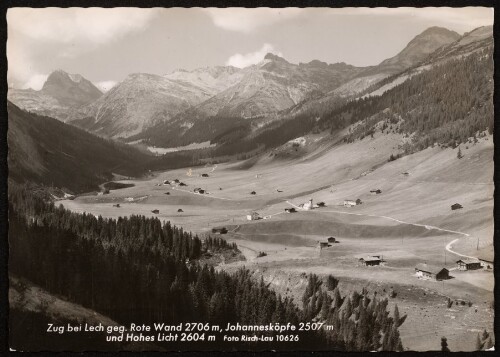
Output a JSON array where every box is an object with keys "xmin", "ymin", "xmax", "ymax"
[{"xmin": 60, "ymin": 132, "xmax": 494, "ymax": 351}]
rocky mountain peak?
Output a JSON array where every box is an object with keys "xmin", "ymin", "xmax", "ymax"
[
  {"xmin": 40, "ymin": 70, "xmax": 102, "ymax": 107},
  {"xmin": 264, "ymin": 53, "xmax": 288, "ymax": 63}
]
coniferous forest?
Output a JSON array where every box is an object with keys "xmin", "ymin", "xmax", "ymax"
[
  {"xmin": 322, "ymin": 49, "xmax": 493, "ymax": 150},
  {"xmin": 9, "ymin": 184, "xmax": 404, "ymax": 351}
]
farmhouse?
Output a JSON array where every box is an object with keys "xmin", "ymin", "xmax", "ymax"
[
  {"xmin": 317, "ymin": 202, "xmax": 326, "ymax": 207},
  {"xmin": 212, "ymin": 227, "xmax": 228, "ymax": 234},
  {"xmin": 164, "ymin": 192, "xmax": 170, "ymax": 195},
  {"xmin": 285, "ymin": 208, "xmax": 297, "ymax": 213},
  {"xmin": 151, "ymin": 209, "xmax": 160, "ymax": 214},
  {"xmin": 113, "ymin": 204, "xmax": 120, "ymax": 208},
  {"xmin": 303, "ymin": 199, "xmax": 314, "ymax": 210},
  {"xmin": 451, "ymin": 203, "xmax": 463, "ymax": 210},
  {"xmin": 327, "ymin": 237, "xmax": 336, "ymax": 243},
  {"xmin": 456, "ymin": 258, "xmax": 481, "ymax": 271},
  {"xmin": 415, "ymin": 263, "xmax": 449, "ymax": 280},
  {"xmin": 359, "ymin": 256, "xmax": 381, "ymax": 266},
  {"xmin": 246, "ymin": 212, "xmax": 260, "ymax": 221},
  {"xmin": 177, "ymin": 209, "xmax": 183, "ymax": 213},
  {"xmin": 250, "ymin": 191, "xmax": 256, "ymax": 195},
  {"xmin": 477, "ymin": 252, "xmax": 493, "ymax": 269},
  {"xmin": 344, "ymin": 200, "xmax": 357, "ymax": 207},
  {"xmin": 370, "ymin": 189, "xmax": 382, "ymax": 194},
  {"xmin": 202, "ymin": 174, "xmax": 209, "ymax": 177}
]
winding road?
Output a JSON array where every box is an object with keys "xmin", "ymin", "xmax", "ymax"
[{"xmin": 285, "ymin": 201, "xmax": 477, "ymax": 260}]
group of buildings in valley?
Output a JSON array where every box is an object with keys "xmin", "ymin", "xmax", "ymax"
[{"xmin": 356, "ymin": 254, "xmax": 492, "ymax": 282}]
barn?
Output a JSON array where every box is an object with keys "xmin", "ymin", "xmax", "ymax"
[
  {"xmin": 359, "ymin": 256, "xmax": 381, "ymax": 266},
  {"xmin": 202, "ymin": 174, "xmax": 209, "ymax": 177},
  {"xmin": 327, "ymin": 237, "xmax": 336, "ymax": 243},
  {"xmin": 344, "ymin": 200, "xmax": 356, "ymax": 207},
  {"xmin": 456, "ymin": 258, "xmax": 481, "ymax": 271},
  {"xmin": 451, "ymin": 203, "xmax": 463, "ymax": 210},
  {"xmin": 246, "ymin": 212, "xmax": 260, "ymax": 221},
  {"xmin": 477, "ymin": 252, "xmax": 493, "ymax": 269},
  {"xmin": 303, "ymin": 199, "xmax": 314, "ymax": 210},
  {"xmin": 212, "ymin": 227, "xmax": 228, "ymax": 234},
  {"xmin": 415, "ymin": 263, "xmax": 449, "ymax": 280}
]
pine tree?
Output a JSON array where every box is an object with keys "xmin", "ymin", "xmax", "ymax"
[
  {"xmin": 457, "ymin": 146, "xmax": 463, "ymax": 159},
  {"xmin": 441, "ymin": 337, "xmax": 450, "ymax": 352},
  {"xmin": 332, "ymin": 286, "xmax": 342, "ymax": 309},
  {"xmin": 393, "ymin": 305, "xmax": 400, "ymax": 327}
]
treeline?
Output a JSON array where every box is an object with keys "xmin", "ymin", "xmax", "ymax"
[
  {"xmin": 322, "ymin": 48, "xmax": 493, "ymax": 150},
  {"xmin": 9, "ymin": 189, "xmax": 325, "ymax": 350},
  {"xmin": 146, "ymin": 48, "xmax": 494, "ymax": 161},
  {"xmin": 301, "ymin": 274, "xmax": 405, "ymax": 351},
  {"xmin": 9, "ymin": 186, "xmax": 403, "ymax": 351},
  {"xmin": 9, "ymin": 185, "xmax": 236, "ymax": 261}
]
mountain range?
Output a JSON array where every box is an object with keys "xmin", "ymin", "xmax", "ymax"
[{"xmin": 7, "ymin": 25, "xmax": 492, "ymax": 145}]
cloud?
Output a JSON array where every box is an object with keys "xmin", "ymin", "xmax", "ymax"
[
  {"xmin": 225, "ymin": 43, "xmax": 283, "ymax": 68},
  {"xmin": 7, "ymin": 8, "xmax": 157, "ymax": 46},
  {"xmin": 7, "ymin": 8, "xmax": 157, "ymax": 88},
  {"xmin": 204, "ymin": 8, "xmax": 302, "ymax": 33},
  {"xmin": 23, "ymin": 74, "xmax": 49, "ymax": 90},
  {"xmin": 95, "ymin": 80, "xmax": 118, "ymax": 92}
]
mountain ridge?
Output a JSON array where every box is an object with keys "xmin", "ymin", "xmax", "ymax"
[
  {"xmin": 8, "ymin": 25, "xmax": 491, "ymax": 144},
  {"xmin": 8, "ymin": 69, "xmax": 103, "ymax": 121}
]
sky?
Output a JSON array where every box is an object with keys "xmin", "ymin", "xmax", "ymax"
[{"xmin": 7, "ymin": 7, "xmax": 494, "ymax": 91}]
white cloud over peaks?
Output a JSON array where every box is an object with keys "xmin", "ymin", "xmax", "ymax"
[
  {"xmin": 226, "ymin": 43, "xmax": 283, "ymax": 68},
  {"xmin": 204, "ymin": 8, "xmax": 302, "ymax": 33},
  {"xmin": 23, "ymin": 74, "xmax": 49, "ymax": 90},
  {"xmin": 8, "ymin": 8, "xmax": 157, "ymax": 46}
]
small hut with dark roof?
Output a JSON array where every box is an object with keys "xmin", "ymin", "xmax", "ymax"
[{"xmin": 415, "ymin": 263, "xmax": 449, "ymax": 280}]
